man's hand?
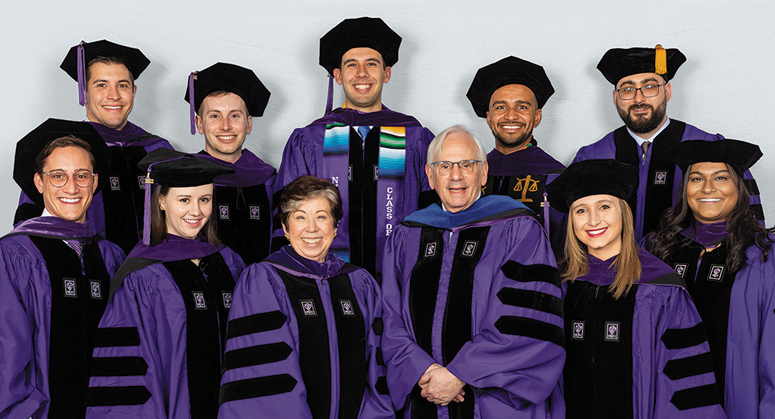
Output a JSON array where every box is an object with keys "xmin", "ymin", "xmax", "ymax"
[{"xmin": 418, "ymin": 365, "xmax": 466, "ymax": 405}]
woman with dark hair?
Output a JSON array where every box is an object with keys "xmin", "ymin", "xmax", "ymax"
[
  {"xmin": 86, "ymin": 149, "xmax": 246, "ymax": 418},
  {"xmin": 645, "ymin": 139, "xmax": 775, "ymax": 418},
  {"xmin": 218, "ymin": 175, "xmax": 392, "ymax": 419},
  {"xmin": 547, "ymin": 159, "xmax": 724, "ymax": 419}
]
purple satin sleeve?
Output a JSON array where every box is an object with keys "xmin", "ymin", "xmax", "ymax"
[{"xmin": 633, "ymin": 283, "xmax": 726, "ymax": 418}]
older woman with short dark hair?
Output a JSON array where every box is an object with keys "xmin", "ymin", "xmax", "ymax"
[{"xmin": 219, "ymin": 175, "xmax": 392, "ymax": 419}]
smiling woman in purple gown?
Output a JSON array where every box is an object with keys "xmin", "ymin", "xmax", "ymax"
[
  {"xmin": 218, "ymin": 175, "xmax": 392, "ymax": 419},
  {"xmin": 645, "ymin": 139, "xmax": 775, "ymax": 418},
  {"xmin": 547, "ymin": 159, "xmax": 725, "ymax": 419},
  {"xmin": 85, "ymin": 149, "xmax": 245, "ymax": 419}
]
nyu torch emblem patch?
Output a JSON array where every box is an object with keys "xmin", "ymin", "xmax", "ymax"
[
  {"xmin": 461, "ymin": 240, "xmax": 478, "ymax": 258},
  {"xmin": 424, "ymin": 242, "xmax": 437, "ymax": 258},
  {"xmin": 137, "ymin": 176, "xmax": 146, "ymax": 190},
  {"xmin": 300, "ymin": 299, "xmax": 317, "ymax": 317},
  {"xmin": 110, "ymin": 176, "xmax": 120, "ymax": 191},
  {"xmin": 571, "ymin": 321, "xmax": 585, "ymax": 341},
  {"xmin": 340, "ymin": 299, "xmax": 355, "ymax": 316},
  {"xmin": 707, "ymin": 265, "xmax": 725, "ymax": 282},
  {"xmin": 604, "ymin": 321, "xmax": 620, "ymax": 342},
  {"xmin": 249, "ymin": 206, "xmax": 260, "ymax": 220},
  {"xmin": 90, "ymin": 280, "xmax": 102, "ymax": 299},
  {"xmin": 222, "ymin": 292, "xmax": 232, "ymax": 309},
  {"xmin": 219, "ymin": 205, "xmax": 230, "ymax": 220},
  {"xmin": 674, "ymin": 264, "xmax": 687, "ymax": 278},
  {"xmin": 654, "ymin": 171, "xmax": 667, "ymax": 185},
  {"xmin": 63, "ymin": 278, "xmax": 77, "ymax": 298},
  {"xmin": 192, "ymin": 291, "xmax": 207, "ymax": 310}
]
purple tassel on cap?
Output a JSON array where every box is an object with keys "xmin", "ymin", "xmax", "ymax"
[
  {"xmin": 325, "ymin": 74, "xmax": 334, "ymax": 115},
  {"xmin": 142, "ymin": 169, "xmax": 154, "ymax": 245},
  {"xmin": 77, "ymin": 42, "xmax": 86, "ymax": 106},
  {"xmin": 188, "ymin": 72, "xmax": 197, "ymax": 135}
]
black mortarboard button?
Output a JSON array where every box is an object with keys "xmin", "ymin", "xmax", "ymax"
[
  {"xmin": 546, "ymin": 159, "xmax": 639, "ymax": 213},
  {"xmin": 184, "ymin": 62, "xmax": 271, "ymax": 134},
  {"xmin": 667, "ymin": 139, "xmax": 762, "ymax": 177},
  {"xmin": 319, "ymin": 17, "xmax": 401, "ymax": 76},
  {"xmin": 14, "ymin": 119, "xmax": 111, "ymax": 206},
  {"xmin": 597, "ymin": 44, "xmax": 686, "ymax": 86},
  {"xmin": 467, "ymin": 56, "xmax": 555, "ymax": 118}
]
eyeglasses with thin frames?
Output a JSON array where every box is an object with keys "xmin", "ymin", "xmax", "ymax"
[
  {"xmin": 614, "ymin": 83, "xmax": 665, "ymax": 100},
  {"xmin": 429, "ymin": 159, "xmax": 482, "ymax": 175},
  {"xmin": 41, "ymin": 170, "xmax": 95, "ymax": 188}
]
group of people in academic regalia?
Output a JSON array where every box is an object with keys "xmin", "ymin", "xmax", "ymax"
[{"xmin": 1, "ymin": 13, "xmax": 773, "ymax": 419}]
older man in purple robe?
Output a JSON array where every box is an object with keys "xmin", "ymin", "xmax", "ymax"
[
  {"xmin": 0, "ymin": 119, "xmax": 125, "ymax": 419},
  {"xmin": 16, "ymin": 40, "xmax": 174, "ymax": 254},
  {"xmin": 381, "ymin": 125, "xmax": 565, "ymax": 418},
  {"xmin": 274, "ymin": 17, "xmax": 436, "ymax": 281}
]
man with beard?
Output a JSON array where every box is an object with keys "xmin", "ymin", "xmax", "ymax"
[
  {"xmin": 467, "ymin": 56, "xmax": 565, "ymax": 256},
  {"xmin": 573, "ymin": 45, "xmax": 764, "ymax": 240},
  {"xmin": 573, "ymin": 45, "xmax": 764, "ymax": 241}
]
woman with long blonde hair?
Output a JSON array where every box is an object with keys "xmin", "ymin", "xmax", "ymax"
[{"xmin": 547, "ymin": 159, "xmax": 724, "ymax": 419}]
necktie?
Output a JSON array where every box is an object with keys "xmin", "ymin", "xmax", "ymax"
[
  {"xmin": 357, "ymin": 125, "xmax": 371, "ymax": 140},
  {"xmin": 65, "ymin": 239, "xmax": 83, "ymax": 258},
  {"xmin": 641, "ymin": 141, "xmax": 651, "ymax": 161}
]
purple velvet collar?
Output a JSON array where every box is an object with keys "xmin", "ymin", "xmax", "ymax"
[
  {"xmin": 197, "ymin": 149, "xmax": 275, "ymax": 187},
  {"xmin": 264, "ymin": 246, "xmax": 350, "ymax": 279},
  {"xmin": 3, "ymin": 216, "xmax": 98, "ymax": 241},
  {"xmin": 309, "ymin": 106, "xmax": 421, "ymax": 127},
  {"xmin": 681, "ymin": 220, "xmax": 728, "ymax": 246},
  {"xmin": 88, "ymin": 121, "xmax": 163, "ymax": 147},
  {"xmin": 126, "ymin": 233, "xmax": 224, "ymax": 261}
]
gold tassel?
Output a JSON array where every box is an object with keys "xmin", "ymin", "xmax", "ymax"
[{"xmin": 655, "ymin": 44, "xmax": 667, "ymax": 75}]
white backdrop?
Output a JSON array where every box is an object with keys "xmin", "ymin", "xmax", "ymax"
[{"xmin": 2, "ymin": 0, "xmax": 774, "ymax": 227}]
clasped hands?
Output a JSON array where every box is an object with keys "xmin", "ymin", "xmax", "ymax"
[{"xmin": 418, "ymin": 363, "xmax": 465, "ymax": 406}]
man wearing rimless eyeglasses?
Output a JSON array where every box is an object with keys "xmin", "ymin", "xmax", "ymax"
[{"xmin": 573, "ymin": 45, "xmax": 765, "ymax": 241}]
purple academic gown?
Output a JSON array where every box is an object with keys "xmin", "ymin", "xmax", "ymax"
[
  {"xmin": 572, "ymin": 119, "xmax": 764, "ymax": 241},
  {"xmin": 274, "ymin": 106, "xmax": 435, "ymax": 280},
  {"xmin": 199, "ymin": 149, "xmax": 277, "ymax": 265},
  {"xmin": 0, "ymin": 217, "xmax": 125, "ymax": 419},
  {"xmin": 85, "ymin": 235, "xmax": 245, "ymax": 419},
  {"xmin": 563, "ymin": 249, "xmax": 725, "ymax": 418},
  {"xmin": 17, "ymin": 121, "xmax": 173, "ymax": 254},
  {"xmin": 218, "ymin": 246, "xmax": 393, "ymax": 419},
  {"xmin": 382, "ymin": 195, "xmax": 566, "ymax": 418},
  {"xmin": 655, "ymin": 222, "xmax": 775, "ymax": 418},
  {"xmin": 484, "ymin": 142, "xmax": 566, "ymax": 258}
]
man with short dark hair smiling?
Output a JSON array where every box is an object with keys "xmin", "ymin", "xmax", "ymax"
[
  {"xmin": 467, "ymin": 56, "xmax": 566, "ymax": 255},
  {"xmin": 275, "ymin": 17, "xmax": 436, "ymax": 280},
  {"xmin": 185, "ymin": 62, "xmax": 276, "ymax": 265},
  {"xmin": 0, "ymin": 119, "xmax": 125, "ymax": 418},
  {"xmin": 573, "ymin": 45, "xmax": 764, "ymax": 241},
  {"xmin": 381, "ymin": 125, "xmax": 565, "ymax": 418},
  {"xmin": 16, "ymin": 40, "xmax": 174, "ymax": 255}
]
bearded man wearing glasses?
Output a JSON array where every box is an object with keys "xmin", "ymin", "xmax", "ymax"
[{"xmin": 572, "ymin": 45, "xmax": 764, "ymax": 241}]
